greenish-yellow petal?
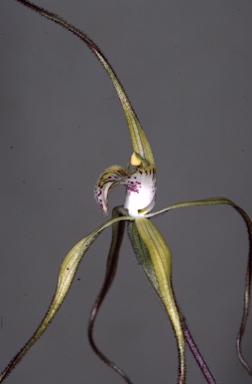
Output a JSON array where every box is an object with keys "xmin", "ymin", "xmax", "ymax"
[
  {"xmin": 0, "ymin": 215, "xmax": 132, "ymax": 382},
  {"xmin": 135, "ymin": 217, "xmax": 186, "ymax": 384}
]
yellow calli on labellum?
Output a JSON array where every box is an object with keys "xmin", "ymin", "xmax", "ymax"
[{"xmin": 1, "ymin": 1, "xmax": 251, "ymax": 384}]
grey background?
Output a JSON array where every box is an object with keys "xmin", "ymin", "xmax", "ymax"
[{"xmin": 1, "ymin": 1, "xmax": 252, "ymax": 383}]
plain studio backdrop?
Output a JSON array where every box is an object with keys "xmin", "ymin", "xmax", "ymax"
[{"xmin": 0, "ymin": 1, "xmax": 252, "ymax": 383}]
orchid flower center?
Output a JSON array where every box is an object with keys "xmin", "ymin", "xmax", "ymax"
[
  {"xmin": 94, "ymin": 152, "xmax": 156, "ymax": 217},
  {"xmin": 123, "ymin": 153, "xmax": 156, "ymax": 218}
]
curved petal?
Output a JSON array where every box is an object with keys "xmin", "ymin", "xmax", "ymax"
[
  {"xmin": 0, "ymin": 215, "xmax": 132, "ymax": 383},
  {"xmin": 95, "ymin": 165, "xmax": 128, "ymax": 215}
]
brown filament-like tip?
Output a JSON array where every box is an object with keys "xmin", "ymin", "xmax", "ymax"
[{"xmin": 88, "ymin": 207, "xmax": 134, "ymax": 384}]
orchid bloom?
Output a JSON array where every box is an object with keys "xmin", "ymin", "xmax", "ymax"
[{"xmin": 1, "ymin": 1, "xmax": 252, "ymax": 384}]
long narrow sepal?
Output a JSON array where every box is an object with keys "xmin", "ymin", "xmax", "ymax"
[
  {"xmin": 0, "ymin": 215, "xmax": 132, "ymax": 383},
  {"xmin": 128, "ymin": 221, "xmax": 216, "ymax": 383},
  {"xmin": 88, "ymin": 206, "xmax": 134, "ymax": 384},
  {"xmin": 127, "ymin": 221, "xmax": 159, "ymax": 292},
  {"xmin": 135, "ymin": 217, "xmax": 186, "ymax": 384},
  {"xmin": 14, "ymin": 0, "xmax": 154, "ymax": 165},
  {"xmin": 181, "ymin": 317, "xmax": 216, "ymax": 384},
  {"xmin": 147, "ymin": 196, "xmax": 252, "ymax": 375}
]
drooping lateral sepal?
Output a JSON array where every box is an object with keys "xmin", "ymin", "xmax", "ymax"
[
  {"xmin": 127, "ymin": 221, "xmax": 159, "ymax": 292},
  {"xmin": 135, "ymin": 217, "xmax": 186, "ymax": 384},
  {"xmin": 128, "ymin": 220, "xmax": 216, "ymax": 383},
  {"xmin": 0, "ymin": 214, "xmax": 132, "ymax": 382}
]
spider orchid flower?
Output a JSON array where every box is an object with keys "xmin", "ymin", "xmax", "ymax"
[
  {"xmin": 1, "ymin": 1, "xmax": 252, "ymax": 384},
  {"xmin": 95, "ymin": 152, "xmax": 157, "ymax": 218}
]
